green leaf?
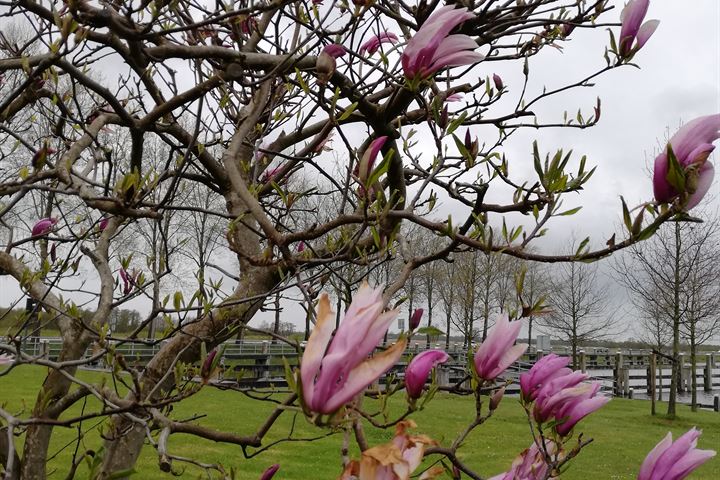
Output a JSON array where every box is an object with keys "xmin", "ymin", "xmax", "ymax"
[
  {"xmin": 173, "ymin": 291, "xmax": 184, "ymax": 311},
  {"xmin": 446, "ymin": 111, "xmax": 467, "ymax": 136},
  {"xmin": 665, "ymin": 143, "xmax": 686, "ymax": 194},
  {"xmin": 337, "ymin": 102, "xmax": 357, "ymax": 121},
  {"xmin": 557, "ymin": 206, "xmax": 582, "ymax": 216},
  {"xmin": 620, "ymin": 196, "xmax": 632, "ymax": 232}
]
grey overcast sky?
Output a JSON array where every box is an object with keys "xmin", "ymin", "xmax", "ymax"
[{"xmin": 1, "ymin": 1, "xmax": 719, "ymax": 337}]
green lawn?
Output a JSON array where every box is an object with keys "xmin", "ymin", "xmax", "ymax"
[{"xmin": 0, "ymin": 365, "xmax": 718, "ymax": 479}]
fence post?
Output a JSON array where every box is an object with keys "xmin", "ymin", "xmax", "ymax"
[
  {"xmin": 536, "ymin": 350, "xmax": 544, "ymax": 361},
  {"xmin": 579, "ymin": 350, "xmax": 587, "ymax": 373},
  {"xmin": 704, "ymin": 354, "xmax": 713, "ymax": 392},
  {"xmin": 623, "ymin": 368, "xmax": 630, "ymax": 397},
  {"xmin": 678, "ymin": 353, "xmax": 687, "ymax": 392},
  {"xmin": 613, "ymin": 352, "xmax": 624, "ymax": 396},
  {"xmin": 714, "ymin": 395, "xmax": 719, "ymax": 413}
]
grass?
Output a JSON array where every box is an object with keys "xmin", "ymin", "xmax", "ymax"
[{"xmin": 0, "ymin": 366, "xmax": 718, "ymax": 479}]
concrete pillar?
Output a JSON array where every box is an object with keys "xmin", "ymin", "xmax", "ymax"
[
  {"xmin": 437, "ymin": 367, "xmax": 450, "ymax": 388},
  {"xmin": 579, "ymin": 350, "xmax": 587, "ymax": 373},
  {"xmin": 40, "ymin": 339, "xmax": 50, "ymax": 360},
  {"xmin": 613, "ymin": 352, "xmax": 624, "ymax": 396},
  {"xmin": 623, "ymin": 368, "xmax": 630, "ymax": 397},
  {"xmin": 704, "ymin": 354, "xmax": 713, "ymax": 392}
]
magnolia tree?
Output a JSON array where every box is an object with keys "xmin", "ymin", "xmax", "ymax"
[{"xmin": 0, "ymin": 0, "xmax": 718, "ymax": 479}]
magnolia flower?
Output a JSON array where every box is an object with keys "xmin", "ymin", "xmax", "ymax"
[
  {"xmin": 300, "ymin": 283, "xmax": 406, "ymax": 414},
  {"xmin": 401, "ymin": 6, "xmax": 483, "ymax": 80},
  {"xmin": 445, "ymin": 93, "xmax": 464, "ymax": 103},
  {"xmin": 360, "ymin": 32, "xmax": 399, "ymax": 55},
  {"xmin": 638, "ymin": 428, "xmax": 716, "ymax": 480},
  {"xmin": 520, "ymin": 353, "xmax": 572, "ymax": 402},
  {"xmin": 473, "ymin": 314, "xmax": 527, "ymax": 381},
  {"xmin": 316, "ymin": 44, "xmax": 346, "ymax": 85},
  {"xmin": 260, "ymin": 165, "xmax": 283, "ymax": 183},
  {"xmin": 532, "ymin": 371, "xmax": 590, "ymax": 421},
  {"xmin": 553, "ymin": 384, "xmax": 609, "ymax": 436},
  {"xmin": 405, "ymin": 349, "xmax": 449, "ymax": 399},
  {"xmin": 492, "ymin": 73, "xmax": 504, "ymax": 91},
  {"xmin": 356, "ymin": 136, "xmax": 388, "ymax": 184},
  {"xmin": 533, "ymin": 379, "xmax": 609, "ymax": 436},
  {"xmin": 98, "ymin": 217, "xmax": 110, "ymax": 231},
  {"xmin": 119, "ymin": 268, "xmax": 132, "ymax": 295},
  {"xmin": 653, "ymin": 114, "xmax": 720, "ymax": 210},
  {"xmin": 409, "ymin": 308, "xmax": 423, "ymax": 330},
  {"xmin": 31, "ymin": 217, "xmax": 57, "ymax": 237},
  {"xmin": 489, "ymin": 441, "xmax": 558, "ymax": 480},
  {"xmin": 619, "ymin": 0, "xmax": 659, "ymax": 58},
  {"xmin": 340, "ymin": 421, "xmax": 442, "ymax": 480},
  {"xmin": 260, "ymin": 464, "xmax": 280, "ymax": 480},
  {"xmin": 201, "ymin": 349, "xmax": 218, "ymax": 381}
]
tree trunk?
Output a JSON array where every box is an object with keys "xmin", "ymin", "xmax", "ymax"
[
  {"xmin": 426, "ymin": 282, "xmax": 433, "ymax": 349},
  {"xmin": 272, "ymin": 290, "xmax": 281, "ymax": 344},
  {"xmin": 668, "ymin": 222, "xmax": 681, "ymax": 417},
  {"xmin": 99, "ymin": 266, "xmax": 278, "ymax": 478},
  {"xmin": 690, "ymin": 322, "xmax": 697, "ymax": 412},
  {"xmin": 527, "ymin": 315, "xmax": 533, "ymax": 352}
]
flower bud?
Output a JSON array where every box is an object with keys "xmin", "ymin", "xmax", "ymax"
[
  {"xmin": 405, "ymin": 349, "xmax": 449, "ymax": 399},
  {"xmin": 438, "ymin": 105, "xmax": 449, "ymax": 129},
  {"xmin": 490, "ymin": 386, "xmax": 505, "ymax": 411},
  {"xmin": 201, "ymin": 349, "xmax": 218, "ymax": 381},
  {"xmin": 260, "ymin": 464, "xmax": 280, "ymax": 480},
  {"xmin": 492, "ymin": 73, "xmax": 504, "ymax": 91},
  {"xmin": 409, "ymin": 308, "xmax": 424, "ymax": 330},
  {"xmin": 316, "ymin": 44, "xmax": 346, "ymax": 85}
]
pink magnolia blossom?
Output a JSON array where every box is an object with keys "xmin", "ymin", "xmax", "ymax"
[
  {"xmin": 409, "ymin": 308, "xmax": 423, "ymax": 330},
  {"xmin": 473, "ymin": 314, "xmax": 527, "ymax": 380},
  {"xmin": 488, "ymin": 440, "xmax": 558, "ymax": 480},
  {"xmin": 638, "ymin": 428, "xmax": 716, "ymax": 480},
  {"xmin": 261, "ymin": 165, "xmax": 283, "ymax": 183},
  {"xmin": 532, "ymin": 371, "xmax": 590, "ymax": 421},
  {"xmin": 119, "ymin": 268, "xmax": 132, "ymax": 295},
  {"xmin": 260, "ymin": 464, "xmax": 280, "ymax": 480},
  {"xmin": 355, "ymin": 136, "xmax": 388, "ymax": 184},
  {"xmin": 619, "ymin": 0, "xmax": 659, "ymax": 58},
  {"xmin": 31, "ymin": 217, "xmax": 57, "ymax": 237},
  {"xmin": 316, "ymin": 44, "xmax": 347, "ymax": 85},
  {"xmin": 401, "ymin": 6, "xmax": 483, "ymax": 80},
  {"xmin": 300, "ymin": 283, "xmax": 406, "ymax": 414},
  {"xmin": 520, "ymin": 353, "xmax": 571, "ymax": 402},
  {"xmin": 492, "ymin": 73, "xmax": 504, "ymax": 91},
  {"xmin": 445, "ymin": 93, "xmax": 464, "ymax": 103},
  {"xmin": 653, "ymin": 114, "xmax": 720, "ymax": 210},
  {"xmin": 405, "ymin": 349, "xmax": 449, "ymax": 399},
  {"xmin": 0, "ymin": 353, "xmax": 14, "ymax": 365},
  {"xmin": 360, "ymin": 32, "xmax": 399, "ymax": 55},
  {"xmin": 99, "ymin": 217, "xmax": 110, "ymax": 231},
  {"xmin": 533, "ymin": 378, "xmax": 609, "ymax": 436},
  {"xmin": 554, "ymin": 385, "xmax": 610, "ymax": 436}
]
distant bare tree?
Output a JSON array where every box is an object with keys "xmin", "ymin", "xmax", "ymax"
[
  {"xmin": 614, "ymin": 214, "xmax": 720, "ymax": 414},
  {"xmin": 539, "ymin": 259, "xmax": 615, "ymax": 369}
]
